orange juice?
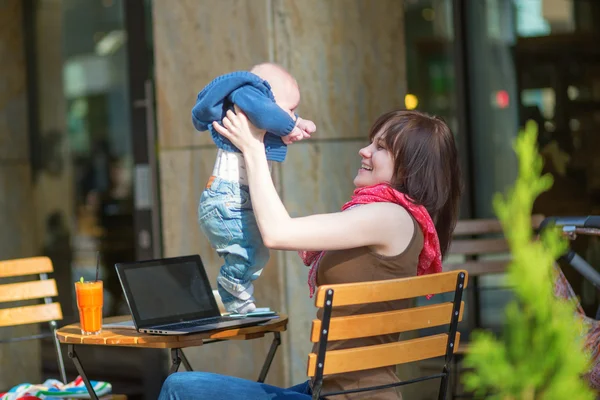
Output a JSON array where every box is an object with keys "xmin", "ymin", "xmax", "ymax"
[{"xmin": 75, "ymin": 280, "xmax": 103, "ymax": 335}]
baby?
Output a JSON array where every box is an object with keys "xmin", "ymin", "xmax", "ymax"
[{"xmin": 192, "ymin": 63, "xmax": 316, "ymax": 314}]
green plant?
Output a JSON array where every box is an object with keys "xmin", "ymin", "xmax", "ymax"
[{"xmin": 462, "ymin": 121, "xmax": 594, "ymax": 399}]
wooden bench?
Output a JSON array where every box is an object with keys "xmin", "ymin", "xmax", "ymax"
[{"xmin": 443, "ymin": 215, "xmax": 544, "ymax": 397}]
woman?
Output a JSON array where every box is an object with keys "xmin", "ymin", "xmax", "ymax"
[{"xmin": 159, "ymin": 108, "xmax": 462, "ymax": 399}]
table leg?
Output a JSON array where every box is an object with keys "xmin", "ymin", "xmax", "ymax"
[
  {"xmin": 257, "ymin": 332, "xmax": 281, "ymax": 383},
  {"xmin": 179, "ymin": 349, "xmax": 193, "ymax": 371},
  {"xmin": 67, "ymin": 344, "xmax": 99, "ymax": 400},
  {"xmin": 169, "ymin": 348, "xmax": 182, "ymax": 375}
]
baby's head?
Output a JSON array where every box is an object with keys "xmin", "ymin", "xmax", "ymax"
[{"xmin": 251, "ymin": 63, "xmax": 300, "ymax": 118}]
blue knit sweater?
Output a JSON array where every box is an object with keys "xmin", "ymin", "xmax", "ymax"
[{"xmin": 191, "ymin": 71, "xmax": 297, "ymax": 162}]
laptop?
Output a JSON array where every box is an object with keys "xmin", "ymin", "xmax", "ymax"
[{"xmin": 112, "ymin": 254, "xmax": 276, "ymax": 335}]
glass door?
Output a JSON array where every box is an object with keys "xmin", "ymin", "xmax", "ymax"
[
  {"xmin": 30, "ymin": 0, "xmax": 158, "ymax": 330},
  {"xmin": 33, "ymin": 0, "xmax": 165, "ymax": 396},
  {"xmin": 61, "ymin": 0, "xmax": 136, "ymax": 316},
  {"xmin": 514, "ymin": 0, "xmax": 600, "ymax": 316},
  {"xmin": 49, "ymin": 0, "xmax": 160, "ymax": 318}
]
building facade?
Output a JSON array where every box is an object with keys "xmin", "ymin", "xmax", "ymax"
[{"xmin": 1, "ymin": 0, "xmax": 599, "ymax": 398}]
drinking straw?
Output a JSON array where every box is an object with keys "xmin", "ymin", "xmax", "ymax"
[{"xmin": 95, "ymin": 251, "xmax": 100, "ymax": 282}]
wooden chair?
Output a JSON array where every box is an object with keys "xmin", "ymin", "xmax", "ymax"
[
  {"xmin": 444, "ymin": 215, "xmax": 544, "ymax": 398},
  {"xmin": 307, "ymin": 270, "xmax": 468, "ymax": 400},
  {"xmin": 0, "ymin": 256, "xmax": 67, "ymax": 384},
  {"xmin": 0, "ymin": 256, "xmax": 126, "ymax": 399}
]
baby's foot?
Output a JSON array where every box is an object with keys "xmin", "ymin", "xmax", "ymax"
[
  {"xmin": 221, "ymin": 294, "xmax": 256, "ymax": 315},
  {"xmin": 217, "ymin": 277, "xmax": 256, "ymax": 314},
  {"xmin": 236, "ymin": 301, "xmax": 256, "ymax": 315}
]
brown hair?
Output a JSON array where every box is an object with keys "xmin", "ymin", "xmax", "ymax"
[{"xmin": 368, "ymin": 110, "xmax": 462, "ymax": 257}]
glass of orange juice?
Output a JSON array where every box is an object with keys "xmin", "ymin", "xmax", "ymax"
[{"xmin": 74, "ymin": 280, "xmax": 103, "ymax": 335}]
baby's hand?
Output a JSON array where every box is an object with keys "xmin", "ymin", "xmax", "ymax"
[
  {"xmin": 282, "ymin": 117, "xmax": 317, "ymax": 145},
  {"xmin": 296, "ymin": 117, "xmax": 316, "ymax": 138},
  {"xmin": 282, "ymin": 126, "xmax": 305, "ymax": 145}
]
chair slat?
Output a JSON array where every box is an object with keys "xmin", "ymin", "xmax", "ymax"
[
  {"xmin": 445, "ymin": 260, "xmax": 508, "ymax": 276},
  {"xmin": 310, "ymin": 302, "xmax": 464, "ymax": 342},
  {"xmin": 0, "ymin": 279, "xmax": 58, "ymax": 303},
  {"xmin": 449, "ymin": 238, "xmax": 508, "ymax": 255},
  {"xmin": 0, "ymin": 257, "xmax": 53, "ymax": 278},
  {"xmin": 0, "ymin": 303, "xmax": 63, "ymax": 327},
  {"xmin": 307, "ymin": 332, "xmax": 460, "ymax": 377},
  {"xmin": 315, "ymin": 270, "xmax": 468, "ymax": 308},
  {"xmin": 452, "ymin": 214, "xmax": 544, "ymax": 236},
  {"xmin": 453, "ymin": 219, "xmax": 503, "ymax": 235}
]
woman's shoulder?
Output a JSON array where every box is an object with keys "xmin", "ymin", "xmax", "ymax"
[
  {"xmin": 356, "ymin": 202, "xmax": 416, "ymax": 256},
  {"xmin": 349, "ymin": 202, "xmax": 413, "ymax": 231},
  {"xmin": 359, "ymin": 201, "xmax": 413, "ymax": 221}
]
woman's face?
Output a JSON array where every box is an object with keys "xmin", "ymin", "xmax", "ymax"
[{"xmin": 353, "ymin": 130, "xmax": 395, "ymax": 188}]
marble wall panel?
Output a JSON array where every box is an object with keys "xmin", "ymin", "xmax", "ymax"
[
  {"xmin": 154, "ymin": 0, "xmax": 406, "ymax": 387},
  {"xmin": 0, "ymin": 165, "xmax": 36, "ymax": 259},
  {"xmin": 153, "ymin": 0, "xmax": 272, "ymax": 149},
  {"xmin": 159, "ymin": 148, "xmax": 284, "ymax": 307},
  {"xmin": 0, "ymin": 0, "xmax": 29, "ymax": 162},
  {"xmin": 271, "ymin": 0, "xmax": 407, "ymax": 380},
  {"xmin": 279, "ymin": 140, "xmax": 366, "ymax": 383},
  {"xmin": 159, "ymin": 148, "xmax": 286, "ymax": 384},
  {"xmin": 0, "ymin": 164, "xmax": 40, "ymax": 388},
  {"xmin": 159, "ymin": 148, "xmax": 213, "ymax": 261},
  {"xmin": 273, "ymin": 0, "xmax": 406, "ymax": 140}
]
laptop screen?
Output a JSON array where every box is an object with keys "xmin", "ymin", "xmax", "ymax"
[{"xmin": 116, "ymin": 255, "xmax": 220, "ymax": 328}]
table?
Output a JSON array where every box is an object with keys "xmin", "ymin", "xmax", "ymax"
[{"xmin": 56, "ymin": 315, "xmax": 288, "ymax": 400}]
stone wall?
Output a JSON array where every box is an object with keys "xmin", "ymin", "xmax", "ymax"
[
  {"xmin": 153, "ymin": 0, "xmax": 405, "ymax": 386},
  {"xmin": 0, "ymin": 0, "xmax": 40, "ymax": 388}
]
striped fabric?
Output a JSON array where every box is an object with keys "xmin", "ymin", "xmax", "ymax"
[{"xmin": 0, "ymin": 376, "xmax": 111, "ymax": 399}]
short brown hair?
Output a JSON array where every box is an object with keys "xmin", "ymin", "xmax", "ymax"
[{"xmin": 369, "ymin": 110, "xmax": 462, "ymax": 257}]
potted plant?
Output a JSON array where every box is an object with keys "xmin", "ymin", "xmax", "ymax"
[{"xmin": 462, "ymin": 121, "xmax": 594, "ymax": 399}]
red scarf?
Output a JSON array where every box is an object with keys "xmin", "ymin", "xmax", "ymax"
[{"xmin": 298, "ymin": 183, "xmax": 442, "ymax": 297}]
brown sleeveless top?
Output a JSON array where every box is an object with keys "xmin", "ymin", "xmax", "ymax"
[{"xmin": 310, "ymin": 217, "xmax": 424, "ymax": 400}]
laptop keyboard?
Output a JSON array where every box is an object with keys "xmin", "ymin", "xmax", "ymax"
[{"xmin": 162, "ymin": 316, "xmax": 239, "ymax": 331}]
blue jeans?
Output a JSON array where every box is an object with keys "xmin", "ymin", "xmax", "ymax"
[
  {"xmin": 198, "ymin": 177, "xmax": 270, "ymax": 312},
  {"xmin": 158, "ymin": 372, "xmax": 312, "ymax": 399}
]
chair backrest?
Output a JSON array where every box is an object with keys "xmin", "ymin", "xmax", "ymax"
[
  {"xmin": 440, "ymin": 215, "xmax": 543, "ymax": 337},
  {"xmin": 0, "ymin": 256, "xmax": 67, "ymax": 385},
  {"xmin": 307, "ymin": 270, "xmax": 468, "ymax": 399},
  {"xmin": 444, "ymin": 214, "xmax": 544, "ymax": 276},
  {"xmin": 0, "ymin": 256, "xmax": 63, "ymax": 328}
]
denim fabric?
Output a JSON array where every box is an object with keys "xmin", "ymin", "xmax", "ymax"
[
  {"xmin": 158, "ymin": 372, "xmax": 312, "ymax": 400},
  {"xmin": 198, "ymin": 177, "xmax": 270, "ymax": 312}
]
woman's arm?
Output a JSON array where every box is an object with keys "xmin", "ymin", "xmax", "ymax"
[
  {"xmin": 243, "ymin": 147, "xmax": 413, "ymax": 251},
  {"xmin": 213, "ymin": 109, "xmax": 414, "ymax": 253}
]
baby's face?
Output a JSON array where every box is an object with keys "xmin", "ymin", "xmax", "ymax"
[
  {"xmin": 251, "ymin": 63, "xmax": 300, "ymax": 118},
  {"xmin": 270, "ymin": 79, "xmax": 300, "ymax": 119}
]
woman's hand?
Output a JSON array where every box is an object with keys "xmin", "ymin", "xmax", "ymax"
[{"xmin": 212, "ymin": 105, "xmax": 266, "ymax": 153}]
